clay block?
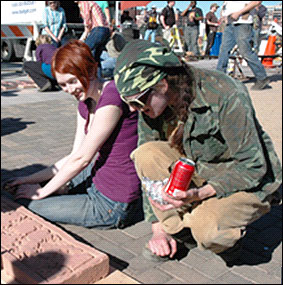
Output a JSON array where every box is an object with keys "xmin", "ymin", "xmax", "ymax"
[
  {"xmin": 14, "ymin": 80, "xmax": 37, "ymax": 89},
  {"xmin": 1, "ymin": 81, "xmax": 19, "ymax": 91},
  {"xmin": 1, "ymin": 196, "xmax": 109, "ymax": 284}
]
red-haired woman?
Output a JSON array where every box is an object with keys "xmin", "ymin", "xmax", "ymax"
[{"xmin": 5, "ymin": 40, "xmax": 143, "ymax": 229}]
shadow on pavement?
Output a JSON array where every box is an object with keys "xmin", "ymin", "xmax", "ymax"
[
  {"xmin": 1, "ymin": 90, "xmax": 18, "ymax": 97},
  {"xmin": 242, "ymin": 73, "xmax": 282, "ymax": 84},
  {"xmin": 226, "ymin": 185, "xmax": 282, "ymax": 267},
  {"xmin": 56, "ymin": 224, "xmax": 130, "ymax": 271},
  {"xmin": 3, "ymin": 251, "xmax": 66, "ymax": 284},
  {"xmin": 1, "ymin": 164, "xmax": 47, "ymax": 185},
  {"xmin": 1, "ymin": 117, "xmax": 35, "ymax": 136}
]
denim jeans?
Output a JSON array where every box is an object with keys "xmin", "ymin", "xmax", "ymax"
[
  {"xmin": 144, "ymin": 29, "xmax": 157, "ymax": 43},
  {"xmin": 217, "ymin": 24, "xmax": 267, "ymax": 80},
  {"xmin": 184, "ymin": 26, "xmax": 200, "ymax": 56},
  {"xmin": 98, "ymin": 51, "xmax": 117, "ymax": 81},
  {"xmin": 10, "ymin": 164, "xmax": 143, "ymax": 229},
  {"xmin": 85, "ymin": 27, "xmax": 111, "ymax": 63}
]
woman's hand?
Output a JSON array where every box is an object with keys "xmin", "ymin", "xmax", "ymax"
[
  {"xmin": 149, "ymin": 184, "xmax": 216, "ymax": 211},
  {"xmin": 5, "ymin": 177, "xmax": 27, "ymax": 187},
  {"xmin": 14, "ymin": 184, "xmax": 44, "ymax": 200}
]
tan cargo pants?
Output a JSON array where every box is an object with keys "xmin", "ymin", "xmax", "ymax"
[{"xmin": 131, "ymin": 141, "xmax": 271, "ymax": 253}]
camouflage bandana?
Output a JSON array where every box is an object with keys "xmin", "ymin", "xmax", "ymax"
[{"xmin": 114, "ymin": 40, "xmax": 182, "ymax": 98}]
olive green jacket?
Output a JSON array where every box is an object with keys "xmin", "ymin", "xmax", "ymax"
[{"xmin": 138, "ymin": 66, "xmax": 282, "ymax": 222}]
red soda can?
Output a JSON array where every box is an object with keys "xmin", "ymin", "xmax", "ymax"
[{"xmin": 164, "ymin": 158, "xmax": 195, "ymax": 197}]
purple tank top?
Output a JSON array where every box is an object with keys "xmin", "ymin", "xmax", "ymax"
[{"xmin": 78, "ymin": 81, "xmax": 141, "ymax": 203}]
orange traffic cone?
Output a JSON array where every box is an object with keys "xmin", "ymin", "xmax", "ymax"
[{"xmin": 262, "ymin": 35, "xmax": 277, "ymax": 68}]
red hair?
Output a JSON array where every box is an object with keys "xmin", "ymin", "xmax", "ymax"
[{"xmin": 51, "ymin": 40, "xmax": 98, "ymax": 93}]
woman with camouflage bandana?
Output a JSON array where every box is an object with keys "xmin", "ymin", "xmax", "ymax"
[{"xmin": 114, "ymin": 40, "xmax": 282, "ymax": 263}]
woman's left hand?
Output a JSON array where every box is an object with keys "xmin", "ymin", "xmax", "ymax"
[
  {"xmin": 149, "ymin": 184, "xmax": 216, "ymax": 211},
  {"xmin": 14, "ymin": 183, "xmax": 44, "ymax": 200}
]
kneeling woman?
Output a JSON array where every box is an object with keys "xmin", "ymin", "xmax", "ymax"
[{"xmin": 6, "ymin": 40, "xmax": 143, "ymax": 229}]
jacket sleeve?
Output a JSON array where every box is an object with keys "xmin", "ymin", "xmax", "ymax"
[{"xmin": 207, "ymin": 86, "xmax": 268, "ymax": 198}]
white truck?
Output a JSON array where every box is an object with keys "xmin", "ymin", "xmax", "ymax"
[{"xmin": 1, "ymin": 1, "xmax": 84, "ymax": 62}]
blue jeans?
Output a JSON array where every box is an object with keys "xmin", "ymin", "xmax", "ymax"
[
  {"xmin": 144, "ymin": 29, "xmax": 157, "ymax": 43},
  {"xmin": 98, "ymin": 51, "xmax": 117, "ymax": 81},
  {"xmin": 85, "ymin": 27, "xmax": 111, "ymax": 63},
  {"xmin": 7, "ymin": 165, "xmax": 143, "ymax": 229},
  {"xmin": 185, "ymin": 26, "xmax": 200, "ymax": 56},
  {"xmin": 217, "ymin": 24, "xmax": 267, "ymax": 80}
]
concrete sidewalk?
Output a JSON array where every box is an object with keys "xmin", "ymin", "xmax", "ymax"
[{"xmin": 1, "ymin": 60, "xmax": 282, "ymax": 284}]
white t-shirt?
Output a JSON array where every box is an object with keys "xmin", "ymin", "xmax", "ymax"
[{"xmin": 222, "ymin": 1, "xmax": 253, "ymax": 24}]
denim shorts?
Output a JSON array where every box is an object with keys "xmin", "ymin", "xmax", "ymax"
[{"xmin": 12, "ymin": 164, "xmax": 144, "ymax": 229}]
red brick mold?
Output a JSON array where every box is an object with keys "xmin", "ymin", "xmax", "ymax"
[{"xmin": 1, "ymin": 196, "xmax": 109, "ymax": 284}]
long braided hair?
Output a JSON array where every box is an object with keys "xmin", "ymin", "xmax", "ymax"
[{"xmin": 165, "ymin": 61, "xmax": 196, "ymax": 154}]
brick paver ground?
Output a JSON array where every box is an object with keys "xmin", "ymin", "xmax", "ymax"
[{"xmin": 1, "ymin": 60, "xmax": 282, "ymax": 284}]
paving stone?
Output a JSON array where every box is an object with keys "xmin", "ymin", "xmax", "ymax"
[
  {"xmin": 123, "ymin": 256, "xmax": 164, "ymax": 277},
  {"xmin": 122, "ymin": 221, "xmax": 152, "ymax": 238},
  {"xmin": 180, "ymin": 250, "xmax": 211, "ymax": 268},
  {"xmin": 135, "ymin": 267, "xmax": 173, "ymax": 284},
  {"xmin": 206, "ymin": 271, "xmax": 254, "ymax": 284},
  {"xmin": 1, "ymin": 196, "xmax": 109, "ymax": 284},
  {"xmin": 89, "ymin": 229, "xmax": 136, "ymax": 246},
  {"xmin": 232, "ymin": 265, "xmax": 281, "ymax": 284},
  {"xmin": 90, "ymin": 239, "xmax": 136, "ymax": 264},
  {"xmin": 188, "ymin": 257, "xmax": 230, "ymax": 280},
  {"xmin": 157, "ymin": 260, "xmax": 213, "ymax": 284},
  {"xmin": 163, "ymin": 278, "xmax": 190, "ymax": 284},
  {"xmin": 119, "ymin": 234, "xmax": 152, "ymax": 256}
]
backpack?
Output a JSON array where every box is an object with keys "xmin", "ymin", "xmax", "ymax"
[{"xmin": 148, "ymin": 14, "xmax": 158, "ymax": 29}]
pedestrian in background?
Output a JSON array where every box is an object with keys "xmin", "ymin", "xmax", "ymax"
[
  {"xmin": 160, "ymin": 1, "xmax": 178, "ymax": 44},
  {"xmin": 181, "ymin": 1, "xmax": 204, "ymax": 57},
  {"xmin": 251, "ymin": 4, "xmax": 267, "ymax": 53},
  {"xmin": 42, "ymin": 1, "xmax": 68, "ymax": 48},
  {"xmin": 96, "ymin": 1, "xmax": 112, "ymax": 27},
  {"xmin": 205, "ymin": 3, "xmax": 220, "ymax": 56},
  {"xmin": 144, "ymin": 6, "xmax": 159, "ymax": 43},
  {"xmin": 217, "ymin": 1, "xmax": 270, "ymax": 90},
  {"xmin": 76, "ymin": 1, "xmax": 110, "ymax": 63},
  {"xmin": 23, "ymin": 35, "xmax": 57, "ymax": 92}
]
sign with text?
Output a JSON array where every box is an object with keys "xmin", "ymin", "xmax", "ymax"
[{"xmin": 1, "ymin": 1, "xmax": 46, "ymax": 24}]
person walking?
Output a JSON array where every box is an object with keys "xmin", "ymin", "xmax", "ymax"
[
  {"xmin": 217, "ymin": 1, "xmax": 270, "ymax": 90},
  {"xmin": 160, "ymin": 1, "xmax": 178, "ymax": 44},
  {"xmin": 76, "ymin": 1, "xmax": 110, "ymax": 63},
  {"xmin": 181, "ymin": 1, "xmax": 204, "ymax": 57},
  {"xmin": 96, "ymin": 1, "xmax": 111, "ymax": 26},
  {"xmin": 4, "ymin": 40, "xmax": 143, "ymax": 229},
  {"xmin": 114, "ymin": 40, "xmax": 282, "ymax": 263},
  {"xmin": 205, "ymin": 3, "xmax": 220, "ymax": 56},
  {"xmin": 144, "ymin": 6, "xmax": 159, "ymax": 43}
]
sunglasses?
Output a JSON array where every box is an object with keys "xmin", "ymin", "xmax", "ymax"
[
  {"xmin": 122, "ymin": 88, "xmax": 153, "ymax": 110},
  {"xmin": 49, "ymin": 1, "xmax": 57, "ymax": 4}
]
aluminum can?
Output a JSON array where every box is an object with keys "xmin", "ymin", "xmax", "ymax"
[{"xmin": 163, "ymin": 158, "xmax": 195, "ymax": 197}]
